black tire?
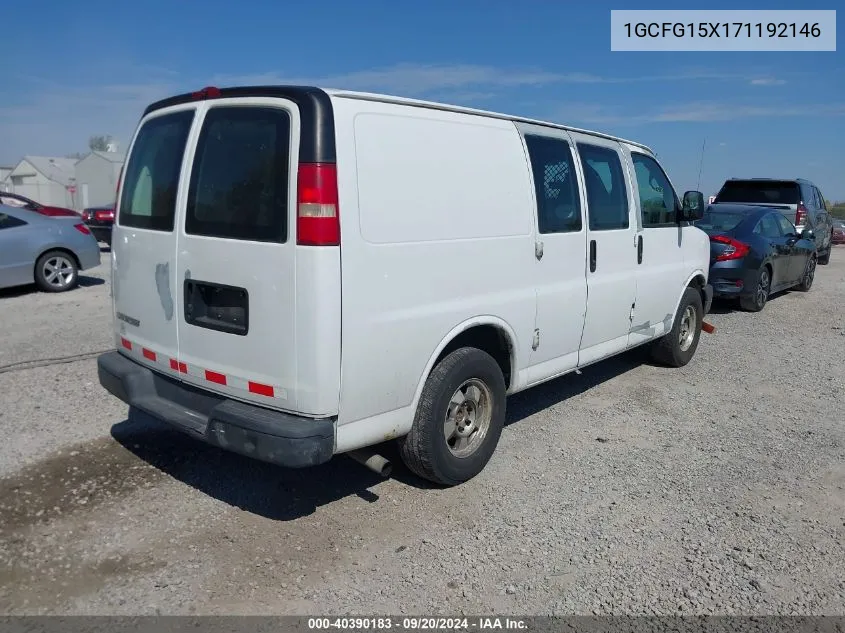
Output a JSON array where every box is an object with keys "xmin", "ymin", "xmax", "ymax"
[
  {"xmin": 650, "ymin": 287, "xmax": 704, "ymax": 368},
  {"xmin": 739, "ymin": 266, "xmax": 770, "ymax": 312},
  {"xmin": 397, "ymin": 347, "xmax": 506, "ymax": 486},
  {"xmin": 34, "ymin": 250, "xmax": 79, "ymax": 293},
  {"xmin": 796, "ymin": 255, "xmax": 817, "ymax": 292}
]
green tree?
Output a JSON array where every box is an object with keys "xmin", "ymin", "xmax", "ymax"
[{"xmin": 88, "ymin": 135, "xmax": 113, "ymax": 151}]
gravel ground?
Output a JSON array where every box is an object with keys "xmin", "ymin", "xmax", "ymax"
[{"xmin": 1, "ymin": 249, "xmax": 844, "ymax": 615}]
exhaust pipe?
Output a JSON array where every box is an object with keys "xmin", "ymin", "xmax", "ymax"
[{"xmin": 347, "ymin": 448, "xmax": 392, "ymax": 477}]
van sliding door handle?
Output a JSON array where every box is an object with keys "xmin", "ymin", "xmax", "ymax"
[
  {"xmin": 589, "ymin": 240, "xmax": 597, "ymax": 273},
  {"xmin": 637, "ymin": 235, "xmax": 643, "ymax": 264}
]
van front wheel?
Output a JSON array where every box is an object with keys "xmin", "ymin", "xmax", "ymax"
[
  {"xmin": 649, "ymin": 287, "xmax": 703, "ymax": 368},
  {"xmin": 398, "ymin": 347, "xmax": 506, "ymax": 486}
]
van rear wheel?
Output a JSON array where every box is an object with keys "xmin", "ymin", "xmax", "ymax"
[
  {"xmin": 398, "ymin": 347, "xmax": 506, "ymax": 486},
  {"xmin": 649, "ymin": 287, "xmax": 703, "ymax": 368}
]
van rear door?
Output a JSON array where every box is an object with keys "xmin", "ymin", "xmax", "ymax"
[
  {"xmin": 174, "ymin": 99, "xmax": 306, "ymax": 413},
  {"xmin": 113, "ymin": 106, "xmax": 195, "ymax": 374}
]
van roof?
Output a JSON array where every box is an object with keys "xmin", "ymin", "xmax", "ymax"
[
  {"xmin": 144, "ymin": 85, "xmax": 654, "ymax": 155},
  {"xmin": 323, "ymin": 88, "xmax": 654, "ymax": 153}
]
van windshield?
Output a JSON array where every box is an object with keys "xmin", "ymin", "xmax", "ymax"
[{"xmin": 714, "ymin": 180, "xmax": 799, "ymax": 205}]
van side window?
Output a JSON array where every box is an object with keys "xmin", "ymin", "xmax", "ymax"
[
  {"xmin": 576, "ymin": 144, "xmax": 629, "ymax": 230},
  {"xmin": 119, "ymin": 110, "xmax": 194, "ymax": 232},
  {"xmin": 523, "ymin": 134, "xmax": 582, "ymax": 234},
  {"xmin": 186, "ymin": 106, "xmax": 290, "ymax": 243},
  {"xmin": 631, "ymin": 153, "xmax": 679, "ymax": 227}
]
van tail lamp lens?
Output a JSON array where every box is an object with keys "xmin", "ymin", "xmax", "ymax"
[
  {"xmin": 795, "ymin": 202, "xmax": 807, "ymax": 226},
  {"xmin": 297, "ymin": 163, "xmax": 340, "ymax": 246},
  {"xmin": 74, "ymin": 223, "xmax": 92, "ymax": 235},
  {"xmin": 710, "ymin": 234, "xmax": 749, "ymax": 261},
  {"xmin": 191, "ymin": 86, "xmax": 221, "ymax": 100},
  {"xmin": 94, "ymin": 209, "xmax": 114, "ymax": 222}
]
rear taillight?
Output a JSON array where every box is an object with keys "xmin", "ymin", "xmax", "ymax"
[
  {"xmin": 710, "ymin": 234, "xmax": 750, "ymax": 261},
  {"xmin": 94, "ymin": 209, "xmax": 114, "ymax": 222},
  {"xmin": 297, "ymin": 163, "xmax": 339, "ymax": 246},
  {"xmin": 74, "ymin": 223, "xmax": 92, "ymax": 235},
  {"xmin": 795, "ymin": 202, "xmax": 807, "ymax": 226}
]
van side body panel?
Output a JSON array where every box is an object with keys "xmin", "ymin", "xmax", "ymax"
[{"xmin": 331, "ymin": 96, "xmax": 537, "ymax": 432}]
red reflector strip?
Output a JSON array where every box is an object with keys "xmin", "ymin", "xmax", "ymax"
[
  {"xmin": 205, "ymin": 370, "xmax": 227, "ymax": 385},
  {"xmin": 248, "ymin": 381, "xmax": 275, "ymax": 397},
  {"xmin": 119, "ymin": 338, "xmax": 281, "ymax": 399}
]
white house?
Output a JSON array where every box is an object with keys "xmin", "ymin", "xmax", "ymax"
[
  {"xmin": 0, "ymin": 166, "xmax": 13, "ymax": 192},
  {"xmin": 5, "ymin": 156, "xmax": 79, "ymax": 208},
  {"xmin": 74, "ymin": 150, "xmax": 125, "ymax": 209}
]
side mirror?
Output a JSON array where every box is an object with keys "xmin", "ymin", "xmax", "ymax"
[
  {"xmin": 680, "ymin": 190, "xmax": 705, "ymax": 222},
  {"xmin": 801, "ymin": 228, "xmax": 815, "ymax": 241}
]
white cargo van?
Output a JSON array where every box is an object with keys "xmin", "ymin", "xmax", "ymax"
[{"xmin": 98, "ymin": 85, "xmax": 713, "ymax": 486}]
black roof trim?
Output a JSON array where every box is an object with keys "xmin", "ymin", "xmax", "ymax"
[{"xmin": 143, "ymin": 85, "xmax": 336, "ymax": 163}]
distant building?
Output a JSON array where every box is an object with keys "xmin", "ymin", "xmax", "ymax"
[
  {"xmin": 5, "ymin": 156, "xmax": 79, "ymax": 208},
  {"xmin": 74, "ymin": 150, "xmax": 125, "ymax": 209},
  {"xmin": 0, "ymin": 166, "xmax": 13, "ymax": 192}
]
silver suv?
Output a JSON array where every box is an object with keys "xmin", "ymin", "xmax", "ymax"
[{"xmin": 712, "ymin": 178, "xmax": 834, "ymax": 265}]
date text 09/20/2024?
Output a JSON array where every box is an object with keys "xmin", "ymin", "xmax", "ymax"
[{"xmin": 307, "ymin": 617, "xmax": 528, "ymax": 630}]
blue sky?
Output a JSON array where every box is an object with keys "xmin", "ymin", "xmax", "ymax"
[{"xmin": 2, "ymin": 0, "xmax": 843, "ymax": 198}]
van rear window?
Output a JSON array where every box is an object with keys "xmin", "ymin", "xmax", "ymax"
[
  {"xmin": 715, "ymin": 180, "xmax": 799, "ymax": 205},
  {"xmin": 119, "ymin": 110, "xmax": 194, "ymax": 231},
  {"xmin": 186, "ymin": 106, "xmax": 290, "ymax": 243}
]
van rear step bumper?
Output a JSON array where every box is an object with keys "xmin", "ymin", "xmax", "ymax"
[{"xmin": 97, "ymin": 351, "xmax": 334, "ymax": 468}]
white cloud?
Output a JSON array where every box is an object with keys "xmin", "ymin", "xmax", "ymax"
[
  {"xmin": 0, "ymin": 61, "xmax": 811, "ymax": 163},
  {"xmin": 750, "ymin": 78, "xmax": 787, "ymax": 86},
  {"xmin": 554, "ymin": 101, "xmax": 845, "ymax": 126},
  {"xmin": 209, "ymin": 64, "xmax": 767, "ymax": 95}
]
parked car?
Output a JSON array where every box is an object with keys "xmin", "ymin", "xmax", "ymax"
[
  {"xmin": 711, "ymin": 178, "xmax": 834, "ymax": 265},
  {"xmin": 81, "ymin": 204, "xmax": 115, "ymax": 245},
  {"xmin": 696, "ymin": 204, "xmax": 817, "ymax": 312},
  {"xmin": 97, "ymin": 85, "xmax": 713, "ymax": 487},
  {"xmin": 832, "ymin": 220, "xmax": 845, "ymax": 245},
  {"xmin": 0, "ymin": 205, "xmax": 101, "ymax": 293},
  {"xmin": 0, "ymin": 191, "xmax": 81, "ymax": 218}
]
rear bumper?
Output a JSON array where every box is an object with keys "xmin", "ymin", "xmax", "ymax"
[
  {"xmin": 77, "ymin": 241, "xmax": 102, "ymax": 271},
  {"xmin": 89, "ymin": 225, "xmax": 112, "ymax": 244},
  {"xmin": 708, "ymin": 262, "xmax": 757, "ymax": 299},
  {"xmin": 97, "ymin": 351, "xmax": 335, "ymax": 468}
]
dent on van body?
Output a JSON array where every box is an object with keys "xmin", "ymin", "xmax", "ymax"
[{"xmin": 155, "ymin": 261, "xmax": 174, "ymax": 321}]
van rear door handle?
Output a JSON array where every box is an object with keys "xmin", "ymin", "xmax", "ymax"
[
  {"xmin": 589, "ymin": 240, "xmax": 597, "ymax": 273},
  {"xmin": 637, "ymin": 235, "xmax": 643, "ymax": 264}
]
